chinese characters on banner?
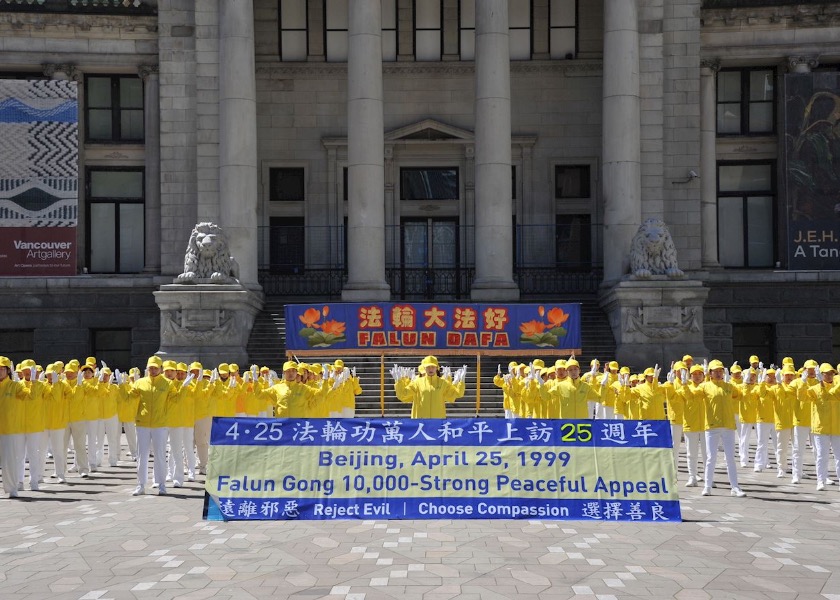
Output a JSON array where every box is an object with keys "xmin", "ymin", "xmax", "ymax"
[
  {"xmin": 285, "ymin": 303, "xmax": 582, "ymax": 354},
  {"xmin": 204, "ymin": 418, "xmax": 680, "ymax": 522}
]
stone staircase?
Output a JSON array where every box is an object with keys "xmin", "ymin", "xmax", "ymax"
[{"xmin": 246, "ymin": 296, "xmax": 617, "ymax": 419}]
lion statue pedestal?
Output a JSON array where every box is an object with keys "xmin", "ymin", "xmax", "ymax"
[
  {"xmin": 153, "ymin": 222, "xmax": 263, "ymax": 365},
  {"xmin": 599, "ymin": 219, "xmax": 710, "ymax": 368}
]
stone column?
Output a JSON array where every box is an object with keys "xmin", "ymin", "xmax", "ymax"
[
  {"xmin": 471, "ymin": 0, "xmax": 520, "ymax": 302},
  {"xmin": 700, "ymin": 59, "xmax": 719, "ymax": 269},
  {"xmin": 219, "ymin": 0, "xmax": 259, "ymax": 288},
  {"xmin": 342, "ymin": 0, "xmax": 390, "ymax": 301},
  {"xmin": 139, "ymin": 65, "xmax": 161, "ymax": 274},
  {"xmin": 601, "ymin": 0, "xmax": 641, "ymax": 283}
]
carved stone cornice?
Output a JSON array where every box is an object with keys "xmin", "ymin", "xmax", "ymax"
[
  {"xmin": 699, "ymin": 59, "xmax": 721, "ymax": 74},
  {"xmin": 138, "ymin": 64, "xmax": 159, "ymax": 81},
  {"xmin": 702, "ymin": 3, "xmax": 840, "ymax": 29},
  {"xmin": 255, "ymin": 59, "xmax": 603, "ymax": 79},
  {"xmin": 0, "ymin": 11, "xmax": 157, "ymax": 32},
  {"xmin": 42, "ymin": 63, "xmax": 81, "ymax": 82}
]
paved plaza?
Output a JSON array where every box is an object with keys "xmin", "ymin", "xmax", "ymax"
[{"xmin": 2, "ymin": 441, "xmax": 840, "ymax": 600}]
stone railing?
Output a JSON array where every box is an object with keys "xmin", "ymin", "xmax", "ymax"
[{"xmin": 0, "ymin": 0, "xmax": 156, "ymax": 13}]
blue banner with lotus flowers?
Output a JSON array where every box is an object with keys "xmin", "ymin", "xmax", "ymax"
[{"xmin": 284, "ymin": 303, "xmax": 582, "ymax": 354}]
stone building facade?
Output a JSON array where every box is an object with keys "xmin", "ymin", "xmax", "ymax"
[{"xmin": 1, "ymin": 0, "xmax": 839, "ymax": 368}]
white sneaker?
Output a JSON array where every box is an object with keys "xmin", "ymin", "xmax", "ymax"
[
  {"xmin": 187, "ymin": 474, "xmax": 195, "ymax": 482},
  {"xmin": 158, "ymin": 486, "xmax": 167, "ymax": 496},
  {"xmin": 80, "ymin": 472, "xmax": 89, "ymax": 478},
  {"xmin": 826, "ymin": 478, "xmax": 835, "ymax": 485},
  {"xmin": 132, "ymin": 486, "xmax": 145, "ymax": 496},
  {"xmin": 777, "ymin": 469, "xmax": 785, "ymax": 478},
  {"xmin": 67, "ymin": 466, "xmax": 79, "ymax": 473},
  {"xmin": 685, "ymin": 477, "xmax": 697, "ymax": 488},
  {"xmin": 753, "ymin": 467, "xmax": 762, "ymax": 473},
  {"xmin": 701, "ymin": 487, "xmax": 712, "ymax": 496},
  {"xmin": 57, "ymin": 477, "xmax": 66, "ymax": 484},
  {"xmin": 791, "ymin": 477, "xmax": 800, "ymax": 484},
  {"xmin": 731, "ymin": 488, "xmax": 746, "ymax": 498},
  {"xmin": 173, "ymin": 482, "xmax": 182, "ymax": 488},
  {"xmin": 817, "ymin": 482, "xmax": 826, "ymax": 491},
  {"xmin": 49, "ymin": 473, "xmax": 57, "ymax": 478},
  {"xmin": 165, "ymin": 475, "xmax": 172, "ymax": 482}
]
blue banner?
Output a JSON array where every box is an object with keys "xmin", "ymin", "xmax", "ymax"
[
  {"xmin": 284, "ymin": 302, "xmax": 582, "ymax": 353},
  {"xmin": 205, "ymin": 418, "xmax": 681, "ymax": 522}
]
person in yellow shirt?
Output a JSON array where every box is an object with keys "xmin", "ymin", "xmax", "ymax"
[
  {"xmin": 167, "ymin": 362, "xmax": 196, "ymax": 486},
  {"xmin": 635, "ymin": 367, "xmax": 667, "ymax": 420},
  {"xmin": 19, "ymin": 359, "xmax": 47, "ymax": 491},
  {"xmin": 541, "ymin": 359, "xmax": 598, "ymax": 419},
  {"xmin": 128, "ymin": 356, "xmax": 192, "ymax": 496},
  {"xmin": 63, "ymin": 360, "xmax": 91, "ymax": 478},
  {"xmin": 663, "ymin": 361, "xmax": 687, "ymax": 473},
  {"xmin": 0, "ymin": 356, "xmax": 32, "ymax": 498},
  {"xmin": 752, "ymin": 367, "xmax": 776, "ymax": 473},
  {"xmin": 43, "ymin": 364, "xmax": 70, "ymax": 483},
  {"xmin": 771, "ymin": 366, "xmax": 797, "ymax": 479},
  {"xmin": 329, "ymin": 360, "xmax": 362, "ymax": 419},
  {"xmin": 393, "ymin": 356, "xmax": 466, "ymax": 419},
  {"xmin": 117, "ymin": 367, "xmax": 141, "ymax": 461},
  {"xmin": 803, "ymin": 363, "xmax": 840, "ymax": 491},
  {"xmin": 679, "ymin": 364, "xmax": 708, "ymax": 487},
  {"xmin": 732, "ymin": 365, "xmax": 756, "ymax": 468},
  {"xmin": 79, "ymin": 358, "xmax": 105, "ymax": 472},
  {"xmin": 792, "ymin": 359, "xmax": 819, "ymax": 484},
  {"xmin": 495, "ymin": 361, "xmax": 520, "ymax": 419},
  {"xmin": 596, "ymin": 361, "xmax": 620, "ymax": 419},
  {"xmin": 700, "ymin": 359, "xmax": 746, "ymax": 497},
  {"xmin": 264, "ymin": 360, "xmax": 330, "ymax": 418},
  {"xmin": 98, "ymin": 367, "xmax": 122, "ymax": 467},
  {"xmin": 191, "ymin": 363, "xmax": 213, "ymax": 475},
  {"xmin": 611, "ymin": 367, "xmax": 631, "ymax": 418}
]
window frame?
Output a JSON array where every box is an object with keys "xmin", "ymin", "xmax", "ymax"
[
  {"xmin": 85, "ymin": 166, "xmax": 146, "ymax": 274},
  {"xmin": 399, "ymin": 166, "xmax": 460, "ymax": 201},
  {"xmin": 84, "ymin": 74, "xmax": 144, "ymax": 143},
  {"xmin": 508, "ymin": 0, "xmax": 533, "ymax": 61},
  {"xmin": 716, "ymin": 160, "xmax": 777, "ymax": 269},
  {"xmin": 269, "ymin": 167, "xmax": 306, "ymax": 202},
  {"xmin": 413, "ymin": 0, "xmax": 443, "ymax": 61},
  {"xmin": 279, "ymin": 0, "xmax": 309, "ymax": 61},
  {"xmin": 549, "ymin": 0, "xmax": 578, "ymax": 60},
  {"xmin": 716, "ymin": 67, "xmax": 777, "ymax": 137}
]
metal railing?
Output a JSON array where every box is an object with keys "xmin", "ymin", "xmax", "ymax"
[{"xmin": 0, "ymin": 0, "xmax": 156, "ymax": 13}]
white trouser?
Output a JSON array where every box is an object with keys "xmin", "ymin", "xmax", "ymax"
[
  {"xmin": 599, "ymin": 405, "xmax": 615, "ymax": 420},
  {"xmin": 67, "ymin": 420, "xmax": 90, "ymax": 474},
  {"xmin": 329, "ymin": 411, "xmax": 341, "ymax": 418},
  {"xmin": 102, "ymin": 416, "xmax": 121, "ymax": 465},
  {"xmin": 814, "ymin": 434, "xmax": 840, "ymax": 485},
  {"xmin": 684, "ymin": 431, "xmax": 706, "ymax": 480},
  {"xmin": 504, "ymin": 409, "xmax": 513, "ymax": 419},
  {"xmin": 738, "ymin": 421, "xmax": 756, "ymax": 466},
  {"xmin": 792, "ymin": 425, "xmax": 811, "ymax": 479},
  {"xmin": 704, "ymin": 428, "xmax": 739, "ymax": 489},
  {"xmin": 167, "ymin": 427, "xmax": 186, "ymax": 484},
  {"xmin": 775, "ymin": 428, "xmax": 792, "ymax": 473},
  {"xmin": 19, "ymin": 431, "xmax": 45, "ymax": 485},
  {"xmin": 671, "ymin": 424, "xmax": 683, "ymax": 472},
  {"xmin": 123, "ymin": 421, "xmax": 137, "ymax": 458},
  {"xmin": 755, "ymin": 422, "xmax": 775, "ymax": 469},
  {"xmin": 168, "ymin": 426, "xmax": 195, "ymax": 481},
  {"xmin": 342, "ymin": 407, "xmax": 355, "ymax": 418},
  {"xmin": 86, "ymin": 420, "xmax": 102, "ymax": 468},
  {"xmin": 47, "ymin": 428, "xmax": 67, "ymax": 478},
  {"xmin": 0, "ymin": 433, "xmax": 24, "ymax": 494},
  {"xmin": 587, "ymin": 401, "xmax": 597, "ymax": 419},
  {"xmin": 194, "ymin": 417, "xmax": 211, "ymax": 471},
  {"xmin": 136, "ymin": 426, "xmax": 168, "ymax": 489}
]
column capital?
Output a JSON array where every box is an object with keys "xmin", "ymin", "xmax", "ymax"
[
  {"xmin": 138, "ymin": 64, "xmax": 160, "ymax": 81},
  {"xmin": 699, "ymin": 59, "xmax": 721, "ymax": 74},
  {"xmin": 787, "ymin": 55, "xmax": 819, "ymax": 74},
  {"xmin": 43, "ymin": 63, "xmax": 81, "ymax": 82}
]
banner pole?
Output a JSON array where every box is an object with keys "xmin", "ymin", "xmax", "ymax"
[
  {"xmin": 380, "ymin": 353, "xmax": 385, "ymax": 417},
  {"xmin": 475, "ymin": 353, "xmax": 481, "ymax": 416}
]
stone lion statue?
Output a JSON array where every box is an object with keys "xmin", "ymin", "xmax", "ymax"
[
  {"xmin": 629, "ymin": 218, "xmax": 685, "ymax": 279},
  {"xmin": 176, "ymin": 222, "xmax": 240, "ymax": 284}
]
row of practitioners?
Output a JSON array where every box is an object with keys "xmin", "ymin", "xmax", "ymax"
[
  {"xmin": 0, "ymin": 356, "xmax": 361, "ymax": 498},
  {"xmin": 492, "ymin": 354, "xmax": 840, "ymax": 497}
]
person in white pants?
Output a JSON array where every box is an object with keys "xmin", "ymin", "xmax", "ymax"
[
  {"xmin": 19, "ymin": 360, "xmax": 47, "ymax": 490},
  {"xmin": 792, "ymin": 360, "xmax": 819, "ymax": 484},
  {"xmin": 129, "ymin": 357, "xmax": 191, "ymax": 496},
  {"xmin": 193, "ymin": 367, "xmax": 213, "ymax": 476},
  {"xmin": 99, "ymin": 368, "xmax": 122, "ymax": 466},
  {"xmin": 700, "ymin": 360, "xmax": 746, "ymax": 497},
  {"xmin": 771, "ymin": 367, "xmax": 796, "ymax": 479},
  {"xmin": 806, "ymin": 363, "xmax": 840, "ymax": 491},
  {"xmin": 0, "ymin": 357, "xmax": 32, "ymax": 498},
  {"xmin": 43, "ymin": 364, "xmax": 69, "ymax": 483},
  {"xmin": 166, "ymin": 363, "xmax": 196, "ymax": 486},
  {"xmin": 680, "ymin": 365, "xmax": 708, "ymax": 487}
]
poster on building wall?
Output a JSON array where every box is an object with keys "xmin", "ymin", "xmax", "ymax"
[
  {"xmin": 784, "ymin": 72, "xmax": 840, "ymax": 270},
  {"xmin": 0, "ymin": 80, "xmax": 78, "ymax": 276},
  {"xmin": 285, "ymin": 302, "xmax": 582, "ymax": 354}
]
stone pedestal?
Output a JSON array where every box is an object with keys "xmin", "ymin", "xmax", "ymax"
[
  {"xmin": 154, "ymin": 284, "xmax": 263, "ymax": 366},
  {"xmin": 599, "ymin": 279, "xmax": 710, "ymax": 369}
]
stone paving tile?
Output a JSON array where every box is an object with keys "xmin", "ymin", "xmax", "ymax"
[{"xmin": 3, "ymin": 450, "xmax": 840, "ymax": 598}]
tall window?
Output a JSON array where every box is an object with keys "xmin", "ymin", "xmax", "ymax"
[
  {"xmin": 555, "ymin": 165, "xmax": 593, "ymax": 270},
  {"xmin": 87, "ymin": 168, "xmax": 145, "ymax": 273},
  {"xmin": 459, "ymin": 0, "xmax": 533, "ymax": 61},
  {"xmin": 509, "ymin": 0, "xmax": 531, "ymax": 60},
  {"xmin": 280, "ymin": 0, "xmax": 308, "ymax": 60},
  {"xmin": 550, "ymin": 0, "xmax": 577, "ymax": 59},
  {"xmin": 555, "ymin": 165, "xmax": 590, "ymax": 199},
  {"xmin": 415, "ymin": 0, "xmax": 442, "ymax": 61},
  {"xmin": 269, "ymin": 168, "xmax": 305, "ymax": 201},
  {"xmin": 382, "ymin": 0, "xmax": 397, "ymax": 61},
  {"xmin": 91, "ymin": 329, "xmax": 132, "ymax": 371},
  {"xmin": 717, "ymin": 162, "xmax": 775, "ymax": 268},
  {"xmin": 732, "ymin": 324, "xmax": 774, "ymax": 365},
  {"xmin": 85, "ymin": 75, "xmax": 143, "ymax": 142},
  {"xmin": 325, "ymin": 0, "xmax": 348, "ymax": 62},
  {"xmin": 716, "ymin": 68, "xmax": 775, "ymax": 135},
  {"xmin": 269, "ymin": 216, "xmax": 305, "ymax": 273}
]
